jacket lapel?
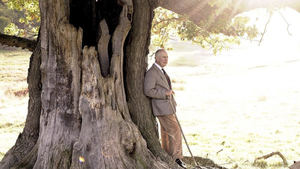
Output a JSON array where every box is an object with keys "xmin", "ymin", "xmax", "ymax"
[{"xmin": 152, "ymin": 64, "xmax": 170, "ymax": 89}]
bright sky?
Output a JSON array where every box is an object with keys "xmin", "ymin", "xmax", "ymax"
[
  {"xmin": 232, "ymin": 7, "xmax": 300, "ymax": 61},
  {"xmin": 195, "ymin": 7, "xmax": 299, "ymax": 77}
]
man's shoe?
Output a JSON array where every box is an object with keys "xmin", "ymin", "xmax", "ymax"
[{"xmin": 175, "ymin": 159, "xmax": 187, "ymax": 169}]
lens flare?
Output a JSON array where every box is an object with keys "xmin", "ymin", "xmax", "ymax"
[{"xmin": 79, "ymin": 156, "xmax": 85, "ymax": 163}]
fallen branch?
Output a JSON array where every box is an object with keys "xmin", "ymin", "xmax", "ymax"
[
  {"xmin": 0, "ymin": 33, "xmax": 37, "ymax": 51},
  {"xmin": 254, "ymin": 151, "xmax": 288, "ymax": 167}
]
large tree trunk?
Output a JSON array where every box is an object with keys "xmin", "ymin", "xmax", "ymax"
[
  {"xmin": 0, "ymin": 0, "xmax": 181, "ymax": 168},
  {"xmin": 33, "ymin": 0, "xmax": 172, "ymax": 168}
]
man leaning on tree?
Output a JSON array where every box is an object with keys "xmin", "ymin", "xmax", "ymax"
[{"xmin": 144, "ymin": 49, "xmax": 186, "ymax": 169}]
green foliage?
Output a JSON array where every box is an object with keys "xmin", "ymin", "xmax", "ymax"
[
  {"xmin": 4, "ymin": 23, "xmax": 19, "ymax": 35},
  {"xmin": 151, "ymin": 7, "xmax": 259, "ymax": 54},
  {"xmin": 151, "ymin": 8, "xmax": 183, "ymax": 48},
  {"xmin": 0, "ymin": 4, "xmax": 20, "ymax": 33},
  {"xmin": 2, "ymin": 0, "xmax": 40, "ymax": 38},
  {"xmin": 0, "ymin": 16, "xmax": 10, "ymax": 32}
]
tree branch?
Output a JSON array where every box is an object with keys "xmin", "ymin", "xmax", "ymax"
[
  {"xmin": 278, "ymin": 11, "xmax": 292, "ymax": 36},
  {"xmin": 152, "ymin": 17, "xmax": 184, "ymax": 28},
  {"xmin": 259, "ymin": 11, "xmax": 273, "ymax": 45},
  {"xmin": 158, "ymin": 0, "xmax": 218, "ymax": 26},
  {"xmin": 158, "ymin": 0, "xmax": 300, "ymax": 29},
  {"xmin": 0, "ymin": 33, "xmax": 37, "ymax": 51}
]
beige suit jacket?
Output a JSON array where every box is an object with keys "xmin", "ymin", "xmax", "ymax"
[{"xmin": 144, "ymin": 64, "xmax": 177, "ymax": 116}]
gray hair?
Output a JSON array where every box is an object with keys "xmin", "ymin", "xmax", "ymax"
[{"xmin": 155, "ymin": 49, "xmax": 166, "ymax": 58}]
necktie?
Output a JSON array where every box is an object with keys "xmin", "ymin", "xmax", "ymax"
[{"xmin": 162, "ymin": 69, "xmax": 172, "ymax": 89}]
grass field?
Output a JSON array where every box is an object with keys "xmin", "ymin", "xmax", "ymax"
[
  {"xmin": 0, "ymin": 49, "xmax": 30, "ymax": 159},
  {"xmin": 165, "ymin": 40, "xmax": 300, "ymax": 169},
  {"xmin": 1, "ymin": 39, "xmax": 300, "ymax": 169}
]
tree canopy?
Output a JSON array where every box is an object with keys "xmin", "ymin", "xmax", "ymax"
[
  {"xmin": 2, "ymin": 0, "xmax": 300, "ymax": 54},
  {"xmin": 1, "ymin": 0, "xmax": 39, "ymax": 38},
  {"xmin": 0, "ymin": 0, "xmax": 273, "ymax": 53},
  {"xmin": 3, "ymin": 0, "xmax": 300, "ymax": 53},
  {"xmin": 151, "ymin": 7, "xmax": 258, "ymax": 54}
]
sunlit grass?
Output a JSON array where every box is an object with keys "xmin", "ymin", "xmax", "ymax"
[
  {"xmin": 163, "ymin": 10, "xmax": 300, "ymax": 167},
  {"xmin": 0, "ymin": 49, "xmax": 30, "ymax": 160},
  {"xmin": 166, "ymin": 39, "xmax": 300, "ymax": 168}
]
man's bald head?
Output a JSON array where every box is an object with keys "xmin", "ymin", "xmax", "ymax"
[{"xmin": 155, "ymin": 49, "xmax": 167, "ymax": 58}]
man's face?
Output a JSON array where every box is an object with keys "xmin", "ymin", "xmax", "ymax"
[{"xmin": 155, "ymin": 51, "xmax": 168, "ymax": 67}]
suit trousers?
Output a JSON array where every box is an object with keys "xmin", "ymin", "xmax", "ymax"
[{"xmin": 157, "ymin": 114, "xmax": 183, "ymax": 159}]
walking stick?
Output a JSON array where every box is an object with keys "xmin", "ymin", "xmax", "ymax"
[{"xmin": 169, "ymin": 94, "xmax": 198, "ymax": 167}]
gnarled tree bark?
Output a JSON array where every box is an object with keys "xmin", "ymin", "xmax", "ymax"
[
  {"xmin": 2, "ymin": 0, "xmax": 299, "ymax": 168},
  {"xmin": 1, "ymin": 0, "xmax": 181, "ymax": 168}
]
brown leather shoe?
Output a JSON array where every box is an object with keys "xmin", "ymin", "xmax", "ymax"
[{"xmin": 175, "ymin": 159, "xmax": 187, "ymax": 169}]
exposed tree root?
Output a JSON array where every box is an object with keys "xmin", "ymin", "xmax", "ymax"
[
  {"xmin": 11, "ymin": 143, "xmax": 38, "ymax": 169},
  {"xmin": 254, "ymin": 151, "xmax": 288, "ymax": 167}
]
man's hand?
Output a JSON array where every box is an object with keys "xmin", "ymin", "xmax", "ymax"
[{"xmin": 165, "ymin": 90, "xmax": 175, "ymax": 96}]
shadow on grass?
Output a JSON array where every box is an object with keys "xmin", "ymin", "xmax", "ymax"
[{"xmin": 183, "ymin": 156, "xmax": 227, "ymax": 169}]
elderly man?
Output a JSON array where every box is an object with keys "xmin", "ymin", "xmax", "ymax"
[{"xmin": 144, "ymin": 49, "xmax": 186, "ymax": 168}]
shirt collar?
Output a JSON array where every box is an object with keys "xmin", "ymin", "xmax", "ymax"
[{"xmin": 154, "ymin": 63, "xmax": 164, "ymax": 73}]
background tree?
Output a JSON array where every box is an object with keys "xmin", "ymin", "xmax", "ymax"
[
  {"xmin": 0, "ymin": 0, "xmax": 299, "ymax": 169},
  {"xmin": 0, "ymin": 4, "xmax": 12, "ymax": 33},
  {"xmin": 151, "ymin": 7, "xmax": 257, "ymax": 54},
  {"xmin": 1, "ymin": 0, "xmax": 39, "ymax": 38}
]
